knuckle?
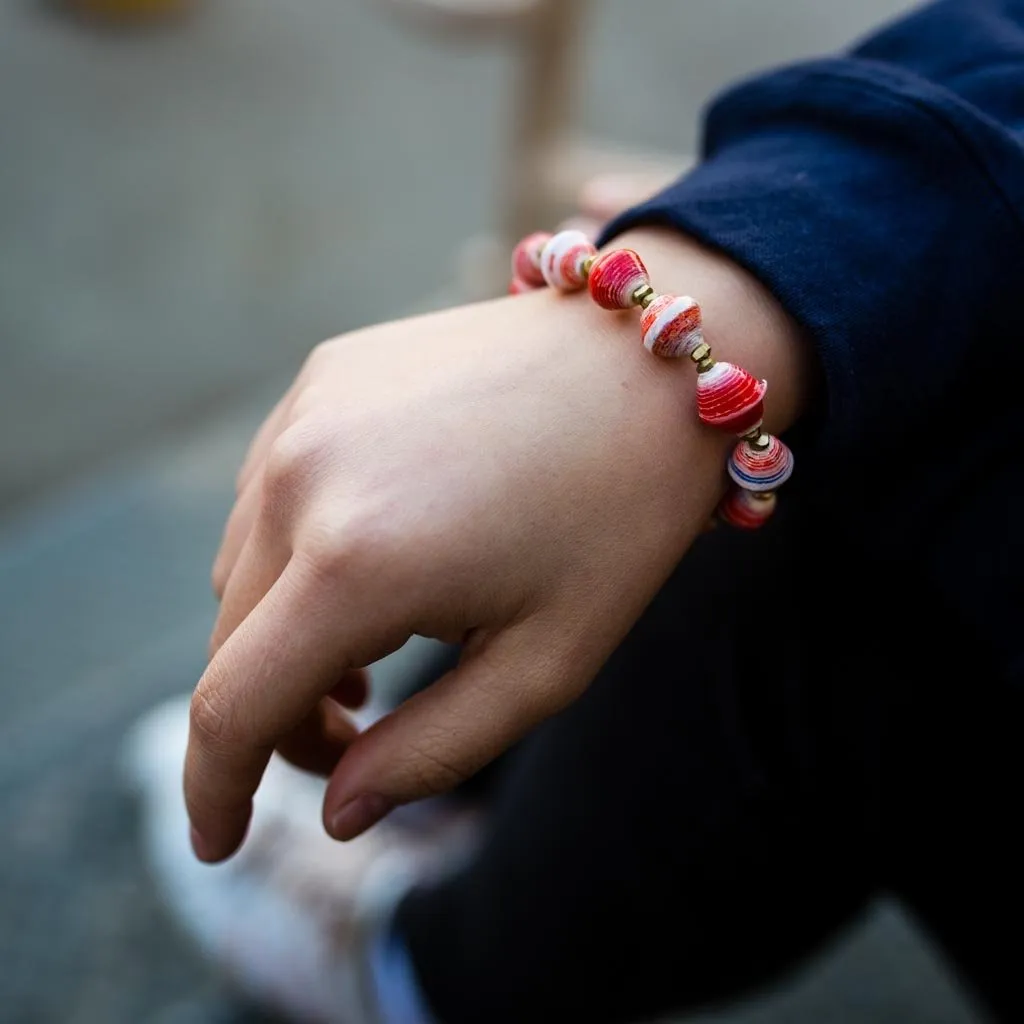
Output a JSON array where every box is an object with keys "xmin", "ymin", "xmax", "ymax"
[
  {"xmin": 297, "ymin": 508, "xmax": 396, "ymax": 590},
  {"xmin": 189, "ymin": 684, "xmax": 233, "ymax": 750},
  {"xmin": 296, "ymin": 525, "xmax": 361, "ymax": 586},
  {"xmin": 263, "ymin": 423, "xmax": 322, "ymax": 499},
  {"xmin": 403, "ymin": 729, "xmax": 472, "ymax": 796},
  {"xmin": 408, "ymin": 748, "xmax": 467, "ymax": 797}
]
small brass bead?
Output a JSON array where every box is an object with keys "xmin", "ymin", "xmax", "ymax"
[
  {"xmin": 752, "ymin": 490, "xmax": 775, "ymax": 501},
  {"xmin": 581, "ymin": 255, "xmax": 595, "ymax": 279},
  {"xmin": 689, "ymin": 342, "xmax": 714, "ymax": 372},
  {"xmin": 746, "ymin": 432, "xmax": 771, "ymax": 452},
  {"xmin": 631, "ymin": 284, "xmax": 656, "ymax": 308}
]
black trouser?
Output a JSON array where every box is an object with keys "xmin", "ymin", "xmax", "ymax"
[{"xmin": 395, "ymin": 500, "xmax": 1021, "ymax": 1024}]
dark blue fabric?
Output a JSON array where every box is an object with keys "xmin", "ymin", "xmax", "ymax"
[
  {"xmin": 604, "ymin": 0, "xmax": 1024, "ymax": 453},
  {"xmin": 399, "ymin": 11, "xmax": 1024, "ymax": 1020},
  {"xmin": 602, "ymin": 0, "xmax": 1024, "ymax": 685}
]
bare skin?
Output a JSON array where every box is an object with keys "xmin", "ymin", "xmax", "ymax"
[{"xmin": 186, "ymin": 228, "xmax": 812, "ymax": 863}]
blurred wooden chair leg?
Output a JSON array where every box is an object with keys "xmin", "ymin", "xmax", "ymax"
[
  {"xmin": 499, "ymin": 0, "xmax": 585, "ymax": 241},
  {"xmin": 539, "ymin": 136, "xmax": 690, "ymax": 221},
  {"xmin": 381, "ymin": 0, "xmax": 691, "ymax": 299},
  {"xmin": 453, "ymin": 150, "xmax": 690, "ymax": 301}
]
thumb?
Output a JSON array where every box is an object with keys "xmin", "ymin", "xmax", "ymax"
[{"xmin": 321, "ymin": 616, "xmax": 585, "ymax": 840}]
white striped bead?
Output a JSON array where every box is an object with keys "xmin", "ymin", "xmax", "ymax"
[
  {"xmin": 540, "ymin": 230, "xmax": 598, "ymax": 291},
  {"xmin": 727, "ymin": 434, "xmax": 794, "ymax": 492},
  {"xmin": 640, "ymin": 295, "xmax": 704, "ymax": 358}
]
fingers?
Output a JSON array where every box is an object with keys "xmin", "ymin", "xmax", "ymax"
[
  {"xmin": 208, "ymin": 518, "xmax": 291, "ymax": 658},
  {"xmin": 186, "ymin": 559, "xmax": 406, "ymax": 862},
  {"xmin": 234, "ymin": 356, "xmax": 329, "ymax": 497},
  {"xmin": 216, "ymin": 375, "xmax": 333, "ymax": 600},
  {"xmin": 211, "ymin": 472, "xmax": 262, "ymax": 599},
  {"xmin": 322, "ymin": 617, "xmax": 585, "ymax": 841},
  {"xmin": 275, "ymin": 698, "xmax": 361, "ymax": 777},
  {"xmin": 328, "ymin": 668, "xmax": 369, "ymax": 710},
  {"xmin": 235, "ymin": 388, "xmax": 294, "ymax": 497}
]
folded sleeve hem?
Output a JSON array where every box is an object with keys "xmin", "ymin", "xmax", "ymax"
[{"xmin": 600, "ymin": 59, "xmax": 1024, "ymax": 453}]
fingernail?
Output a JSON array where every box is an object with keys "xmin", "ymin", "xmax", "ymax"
[
  {"xmin": 190, "ymin": 824, "xmax": 214, "ymax": 862},
  {"xmin": 329, "ymin": 794, "xmax": 392, "ymax": 841}
]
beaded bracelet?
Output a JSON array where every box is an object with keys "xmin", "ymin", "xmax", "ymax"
[{"xmin": 509, "ymin": 229, "xmax": 793, "ymax": 530}]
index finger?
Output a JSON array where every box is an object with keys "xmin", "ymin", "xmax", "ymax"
[{"xmin": 184, "ymin": 558, "xmax": 404, "ymax": 862}]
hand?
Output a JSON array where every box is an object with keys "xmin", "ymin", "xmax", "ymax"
[{"xmin": 187, "ymin": 229, "xmax": 809, "ymax": 862}]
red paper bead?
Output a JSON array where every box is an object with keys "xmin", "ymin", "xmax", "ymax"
[
  {"xmin": 511, "ymin": 232, "xmax": 551, "ymax": 288},
  {"xmin": 696, "ymin": 361, "xmax": 767, "ymax": 433},
  {"xmin": 727, "ymin": 434, "xmax": 794, "ymax": 492},
  {"xmin": 718, "ymin": 487, "xmax": 777, "ymax": 529},
  {"xmin": 640, "ymin": 294, "xmax": 703, "ymax": 358},
  {"xmin": 587, "ymin": 248, "xmax": 650, "ymax": 309}
]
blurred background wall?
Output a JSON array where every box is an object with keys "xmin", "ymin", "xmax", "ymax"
[
  {"xmin": 0, "ymin": 0, "xmax": 924, "ymax": 513},
  {"xmin": 0, "ymin": 2, "xmax": 987, "ymax": 1022}
]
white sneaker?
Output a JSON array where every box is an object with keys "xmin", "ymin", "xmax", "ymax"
[{"xmin": 123, "ymin": 696, "xmax": 478, "ymax": 1024}]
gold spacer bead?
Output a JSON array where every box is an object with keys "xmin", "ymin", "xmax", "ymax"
[
  {"xmin": 752, "ymin": 490, "xmax": 775, "ymax": 501},
  {"xmin": 746, "ymin": 432, "xmax": 771, "ymax": 452},
  {"xmin": 740, "ymin": 426, "xmax": 762, "ymax": 443},
  {"xmin": 689, "ymin": 342, "xmax": 714, "ymax": 372},
  {"xmin": 581, "ymin": 255, "xmax": 595, "ymax": 279},
  {"xmin": 631, "ymin": 284, "xmax": 656, "ymax": 308}
]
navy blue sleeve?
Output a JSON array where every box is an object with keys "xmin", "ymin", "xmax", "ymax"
[{"xmin": 601, "ymin": 0, "xmax": 1024, "ymax": 453}]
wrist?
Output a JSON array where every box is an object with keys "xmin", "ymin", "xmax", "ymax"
[
  {"xmin": 607, "ymin": 228, "xmax": 813, "ymax": 435},
  {"xmin": 495, "ymin": 260, "xmax": 733, "ymax": 552},
  {"xmin": 506, "ymin": 224, "xmax": 812, "ymax": 535}
]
